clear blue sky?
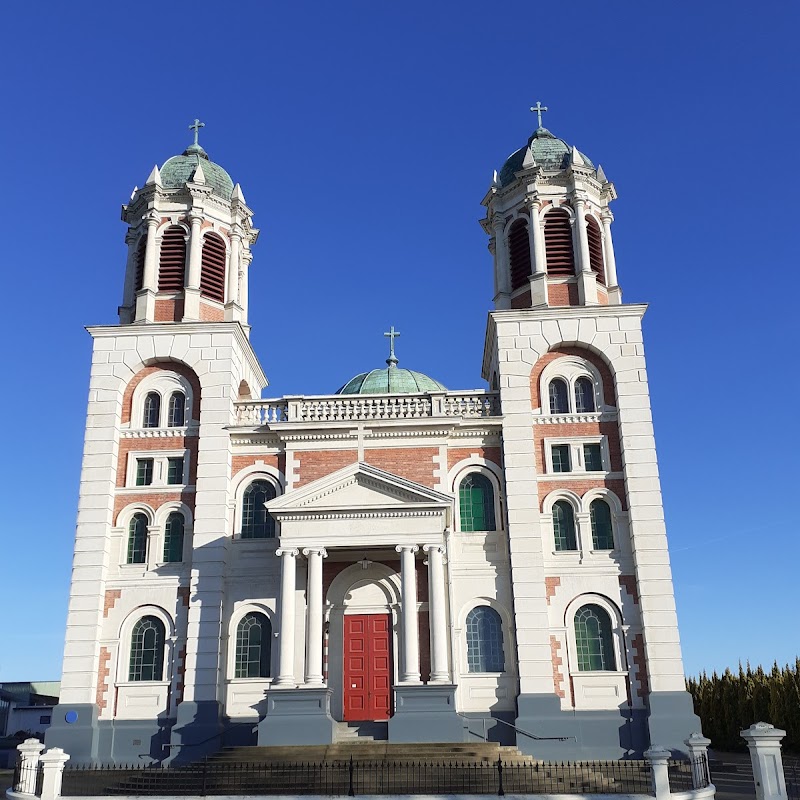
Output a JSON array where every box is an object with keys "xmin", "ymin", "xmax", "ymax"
[{"xmin": 1, "ymin": 1, "xmax": 797, "ymax": 682}]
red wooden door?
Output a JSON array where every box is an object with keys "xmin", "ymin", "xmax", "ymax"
[{"xmin": 343, "ymin": 614, "xmax": 392, "ymax": 721}]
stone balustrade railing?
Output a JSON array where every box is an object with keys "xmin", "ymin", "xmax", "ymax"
[{"xmin": 233, "ymin": 391, "xmax": 501, "ymax": 426}]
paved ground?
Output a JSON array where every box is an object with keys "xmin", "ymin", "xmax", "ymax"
[
  {"xmin": 708, "ymin": 752, "xmax": 756, "ymax": 800},
  {"xmin": 0, "ymin": 769, "xmax": 13, "ymax": 796}
]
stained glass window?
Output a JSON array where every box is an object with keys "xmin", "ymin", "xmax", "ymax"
[
  {"xmin": 167, "ymin": 392, "xmax": 186, "ymax": 427},
  {"xmin": 552, "ymin": 501, "xmax": 577, "ymax": 551},
  {"xmin": 590, "ymin": 499, "xmax": 614, "ymax": 550},
  {"xmin": 458, "ymin": 474, "xmax": 496, "ymax": 532},
  {"xmin": 241, "ymin": 480, "xmax": 277, "ymax": 538},
  {"xmin": 574, "ymin": 377, "xmax": 596, "ymax": 413},
  {"xmin": 129, "ymin": 616, "xmax": 165, "ymax": 681},
  {"xmin": 574, "ymin": 605, "xmax": 615, "ymax": 671},
  {"xmin": 163, "ymin": 512, "xmax": 184, "ymax": 562},
  {"xmin": 127, "ymin": 513, "xmax": 147, "ymax": 564},
  {"xmin": 235, "ymin": 613, "xmax": 271, "ymax": 678},
  {"xmin": 465, "ymin": 606, "xmax": 505, "ymax": 673},
  {"xmin": 143, "ymin": 392, "xmax": 160, "ymax": 428},
  {"xmin": 551, "ymin": 444, "xmax": 571, "ymax": 473},
  {"xmin": 548, "ymin": 379, "xmax": 569, "ymax": 414}
]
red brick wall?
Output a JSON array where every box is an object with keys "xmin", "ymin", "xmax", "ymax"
[
  {"xmin": 231, "ymin": 454, "xmax": 284, "ymax": 478},
  {"xmin": 619, "ymin": 575, "xmax": 639, "ymax": 605},
  {"xmin": 296, "ymin": 450, "xmax": 357, "ymax": 487},
  {"xmin": 116, "ymin": 437, "xmax": 199, "ymax": 488},
  {"xmin": 113, "ymin": 490, "xmax": 196, "ymax": 524},
  {"xmin": 199, "ymin": 301, "xmax": 224, "ymax": 322},
  {"xmin": 154, "ymin": 299, "xmax": 184, "ymax": 322},
  {"xmin": 547, "ymin": 282, "xmax": 579, "ymax": 306},
  {"xmin": 530, "ymin": 347, "xmax": 616, "ymax": 408},
  {"xmin": 545, "ymin": 577, "xmax": 560, "ymax": 604},
  {"xmin": 631, "ymin": 633, "xmax": 649, "ymax": 698},
  {"xmin": 363, "ymin": 448, "xmax": 437, "ymax": 487},
  {"xmin": 121, "ymin": 364, "xmax": 202, "ymax": 424},
  {"xmin": 103, "ymin": 589, "xmax": 122, "ymax": 617},
  {"xmin": 538, "ymin": 479, "xmax": 626, "ymax": 510},
  {"xmin": 96, "ymin": 647, "xmax": 111, "ymax": 711},
  {"xmin": 550, "ymin": 636, "xmax": 565, "ymax": 699},
  {"xmin": 447, "ymin": 447, "xmax": 503, "ymax": 472},
  {"xmin": 510, "ymin": 290, "xmax": 532, "ymax": 309},
  {"xmin": 534, "ymin": 421, "xmax": 622, "ymax": 473}
]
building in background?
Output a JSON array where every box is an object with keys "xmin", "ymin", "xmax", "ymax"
[
  {"xmin": 45, "ymin": 115, "xmax": 700, "ymax": 764},
  {"xmin": 0, "ymin": 682, "xmax": 59, "ymax": 767}
]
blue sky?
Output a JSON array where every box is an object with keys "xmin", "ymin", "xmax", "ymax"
[{"xmin": 0, "ymin": 1, "xmax": 797, "ymax": 682}]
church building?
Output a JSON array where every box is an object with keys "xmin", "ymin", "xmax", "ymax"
[{"xmin": 46, "ymin": 113, "xmax": 701, "ymax": 763}]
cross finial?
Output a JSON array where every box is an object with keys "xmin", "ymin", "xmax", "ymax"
[
  {"xmin": 189, "ymin": 118, "xmax": 205, "ymax": 147},
  {"xmin": 530, "ymin": 101, "xmax": 548, "ymax": 129},
  {"xmin": 384, "ymin": 326, "xmax": 400, "ymax": 368}
]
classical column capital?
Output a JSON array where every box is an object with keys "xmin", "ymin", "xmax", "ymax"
[
  {"xmin": 302, "ymin": 547, "xmax": 328, "ymax": 558},
  {"xmin": 395, "ymin": 544, "xmax": 419, "ymax": 554},
  {"xmin": 144, "ymin": 211, "xmax": 161, "ymax": 226},
  {"xmin": 276, "ymin": 547, "xmax": 300, "ymax": 558},
  {"xmin": 491, "ymin": 213, "xmax": 506, "ymax": 233},
  {"xmin": 422, "ymin": 544, "xmax": 444, "ymax": 555},
  {"xmin": 601, "ymin": 210, "xmax": 614, "ymax": 224}
]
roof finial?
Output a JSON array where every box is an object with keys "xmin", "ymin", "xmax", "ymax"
[
  {"xmin": 189, "ymin": 118, "xmax": 205, "ymax": 147},
  {"xmin": 530, "ymin": 101, "xmax": 548, "ymax": 129},
  {"xmin": 384, "ymin": 325, "xmax": 400, "ymax": 368}
]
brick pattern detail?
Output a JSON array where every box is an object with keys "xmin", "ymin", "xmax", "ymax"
[
  {"xmin": 121, "ymin": 364, "xmax": 202, "ymax": 424},
  {"xmin": 175, "ymin": 645, "xmax": 187, "ymax": 705},
  {"xmin": 199, "ymin": 301, "xmax": 224, "ymax": 322},
  {"xmin": 530, "ymin": 347, "xmax": 617, "ymax": 408},
  {"xmin": 96, "ymin": 647, "xmax": 111, "ymax": 711},
  {"xmin": 597, "ymin": 287, "xmax": 609, "ymax": 305},
  {"xmin": 103, "ymin": 589, "xmax": 122, "ymax": 617},
  {"xmin": 113, "ymin": 491, "xmax": 196, "ymax": 524},
  {"xmin": 231, "ymin": 454, "xmax": 283, "ymax": 478},
  {"xmin": 116, "ymin": 436, "xmax": 199, "ymax": 488},
  {"xmin": 237, "ymin": 380, "xmax": 252, "ymax": 400},
  {"xmin": 546, "ymin": 281, "xmax": 579, "ymax": 307},
  {"xmin": 510, "ymin": 290, "xmax": 532, "ymax": 309},
  {"xmin": 363, "ymin": 448, "xmax": 437, "ymax": 487},
  {"xmin": 535, "ymin": 421, "xmax": 622, "ymax": 473},
  {"xmin": 550, "ymin": 636, "xmax": 565, "ymax": 699},
  {"xmin": 631, "ymin": 633, "xmax": 650, "ymax": 698},
  {"xmin": 538, "ymin": 479, "xmax": 626, "ymax": 511},
  {"xmin": 178, "ymin": 586, "xmax": 191, "ymax": 607},
  {"xmin": 619, "ymin": 575, "xmax": 639, "ymax": 605},
  {"xmin": 544, "ymin": 577, "xmax": 560, "ymax": 604},
  {"xmin": 447, "ymin": 447, "xmax": 503, "ymax": 472},
  {"xmin": 296, "ymin": 450, "xmax": 357, "ymax": 487},
  {"xmin": 154, "ymin": 298, "xmax": 184, "ymax": 322}
]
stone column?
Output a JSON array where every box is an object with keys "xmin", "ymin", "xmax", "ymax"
[
  {"xmin": 396, "ymin": 545, "xmax": 420, "ymax": 683},
  {"xmin": 274, "ymin": 548, "xmax": 300, "ymax": 687},
  {"xmin": 15, "ymin": 738, "xmax": 45, "ymax": 796},
  {"xmin": 573, "ymin": 195, "xmax": 598, "ymax": 304},
  {"xmin": 526, "ymin": 199, "xmax": 548, "ymax": 307},
  {"xmin": 303, "ymin": 547, "xmax": 327, "ymax": 686},
  {"xmin": 423, "ymin": 545, "xmax": 448, "ymax": 683},
  {"xmin": 741, "ymin": 722, "xmax": 789, "ymax": 800},
  {"xmin": 120, "ymin": 229, "xmax": 139, "ymax": 322},
  {"xmin": 601, "ymin": 212, "xmax": 621, "ymax": 303},
  {"xmin": 39, "ymin": 747, "xmax": 70, "ymax": 800},
  {"xmin": 684, "ymin": 732, "xmax": 712, "ymax": 789},
  {"xmin": 491, "ymin": 215, "xmax": 511, "ymax": 310},
  {"xmin": 135, "ymin": 212, "xmax": 160, "ymax": 322},
  {"xmin": 644, "ymin": 745, "xmax": 672, "ymax": 800},
  {"xmin": 183, "ymin": 212, "xmax": 203, "ymax": 320}
]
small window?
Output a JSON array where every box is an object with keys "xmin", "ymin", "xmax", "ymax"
[
  {"xmin": 583, "ymin": 444, "xmax": 603, "ymax": 472},
  {"xmin": 458, "ymin": 474, "xmax": 496, "ymax": 532},
  {"xmin": 143, "ymin": 392, "xmax": 161, "ymax": 428},
  {"xmin": 552, "ymin": 500, "xmax": 577, "ymax": 551},
  {"xmin": 39, "ymin": 715, "xmax": 51, "ymax": 725},
  {"xmin": 548, "ymin": 379, "xmax": 569, "ymax": 414},
  {"xmin": 590, "ymin": 499, "xmax": 614, "ymax": 550},
  {"xmin": 574, "ymin": 604, "xmax": 616, "ymax": 671},
  {"xmin": 551, "ymin": 445, "xmax": 571, "ymax": 473},
  {"xmin": 163, "ymin": 512, "xmax": 185, "ymax": 562},
  {"xmin": 574, "ymin": 377, "xmax": 596, "ymax": 413},
  {"xmin": 235, "ymin": 612, "xmax": 272, "ymax": 678},
  {"xmin": 241, "ymin": 480, "xmax": 277, "ymax": 538},
  {"xmin": 129, "ymin": 616, "xmax": 165, "ymax": 681},
  {"xmin": 136, "ymin": 458, "xmax": 154, "ymax": 486},
  {"xmin": 167, "ymin": 392, "xmax": 186, "ymax": 427},
  {"xmin": 465, "ymin": 606, "xmax": 505, "ymax": 673},
  {"xmin": 127, "ymin": 513, "xmax": 148, "ymax": 564},
  {"xmin": 167, "ymin": 457, "xmax": 184, "ymax": 485}
]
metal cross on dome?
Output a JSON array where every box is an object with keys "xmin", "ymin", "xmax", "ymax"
[
  {"xmin": 384, "ymin": 326, "xmax": 400, "ymax": 367},
  {"xmin": 530, "ymin": 101, "xmax": 548, "ymax": 128},
  {"xmin": 189, "ymin": 118, "xmax": 205, "ymax": 146}
]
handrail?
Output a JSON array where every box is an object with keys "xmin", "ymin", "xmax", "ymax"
[
  {"xmin": 456, "ymin": 712, "xmax": 575, "ymax": 742},
  {"xmin": 163, "ymin": 719, "xmax": 258, "ymax": 751}
]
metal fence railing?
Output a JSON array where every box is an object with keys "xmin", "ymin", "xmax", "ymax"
[
  {"xmin": 786, "ymin": 759, "xmax": 800, "ymax": 800},
  {"xmin": 59, "ymin": 757, "xmax": 657, "ymax": 797},
  {"xmin": 668, "ymin": 755, "xmax": 710, "ymax": 792},
  {"xmin": 13, "ymin": 758, "xmax": 43, "ymax": 795}
]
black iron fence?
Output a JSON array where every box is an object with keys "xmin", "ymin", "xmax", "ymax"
[
  {"xmin": 59, "ymin": 757, "xmax": 656, "ymax": 797},
  {"xmin": 786, "ymin": 759, "xmax": 800, "ymax": 800},
  {"xmin": 12, "ymin": 759, "xmax": 43, "ymax": 795},
  {"xmin": 667, "ymin": 755, "xmax": 710, "ymax": 792}
]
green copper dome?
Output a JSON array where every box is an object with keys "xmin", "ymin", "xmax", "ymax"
[
  {"xmin": 337, "ymin": 366, "xmax": 447, "ymax": 395},
  {"xmin": 161, "ymin": 143, "xmax": 234, "ymax": 200},
  {"xmin": 498, "ymin": 127, "xmax": 593, "ymax": 187}
]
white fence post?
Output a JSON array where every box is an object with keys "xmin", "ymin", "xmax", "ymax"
[
  {"xmin": 741, "ymin": 722, "xmax": 788, "ymax": 800},
  {"xmin": 645, "ymin": 745, "xmax": 672, "ymax": 800},
  {"xmin": 684, "ymin": 732, "xmax": 712, "ymax": 789},
  {"xmin": 38, "ymin": 748, "xmax": 70, "ymax": 800},
  {"xmin": 15, "ymin": 738, "xmax": 45, "ymax": 796}
]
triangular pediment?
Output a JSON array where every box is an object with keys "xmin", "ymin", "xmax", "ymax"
[{"xmin": 267, "ymin": 461, "xmax": 453, "ymax": 518}]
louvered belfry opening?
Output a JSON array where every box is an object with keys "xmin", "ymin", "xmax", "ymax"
[
  {"xmin": 133, "ymin": 235, "xmax": 147, "ymax": 292},
  {"xmin": 544, "ymin": 208, "xmax": 575, "ymax": 276},
  {"xmin": 508, "ymin": 219, "xmax": 532, "ymax": 292},
  {"xmin": 586, "ymin": 217, "xmax": 605, "ymax": 284},
  {"xmin": 200, "ymin": 232, "xmax": 226, "ymax": 303},
  {"xmin": 158, "ymin": 226, "xmax": 187, "ymax": 292}
]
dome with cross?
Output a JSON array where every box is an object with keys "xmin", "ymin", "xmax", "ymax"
[{"xmin": 498, "ymin": 127, "xmax": 594, "ymax": 187}]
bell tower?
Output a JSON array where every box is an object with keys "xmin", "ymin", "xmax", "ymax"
[
  {"xmin": 120, "ymin": 120, "xmax": 258, "ymax": 328},
  {"xmin": 481, "ymin": 103, "xmax": 621, "ymax": 310}
]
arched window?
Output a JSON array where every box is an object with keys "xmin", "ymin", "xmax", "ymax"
[
  {"xmin": 552, "ymin": 501, "xmax": 577, "ymax": 551},
  {"xmin": 544, "ymin": 208, "xmax": 575, "ymax": 276},
  {"xmin": 235, "ymin": 612, "xmax": 272, "ymax": 678},
  {"xmin": 163, "ymin": 512, "xmax": 185, "ymax": 562},
  {"xmin": 158, "ymin": 226, "xmax": 187, "ymax": 292},
  {"xmin": 142, "ymin": 392, "xmax": 161, "ymax": 428},
  {"xmin": 465, "ymin": 606, "xmax": 505, "ymax": 673},
  {"xmin": 200, "ymin": 233, "xmax": 226, "ymax": 303},
  {"xmin": 586, "ymin": 217, "xmax": 605, "ymax": 284},
  {"xmin": 590, "ymin": 499, "xmax": 614, "ymax": 550},
  {"xmin": 574, "ymin": 605, "xmax": 616, "ymax": 671},
  {"xmin": 129, "ymin": 616, "xmax": 165, "ymax": 681},
  {"xmin": 574, "ymin": 377, "xmax": 596, "ymax": 413},
  {"xmin": 127, "ymin": 513, "xmax": 148, "ymax": 564},
  {"xmin": 508, "ymin": 219, "xmax": 532, "ymax": 292},
  {"xmin": 458, "ymin": 474, "xmax": 496, "ymax": 532},
  {"xmin": 241, "ymin": 480, "xmax": 277, "ymax": 539},
  {"xmin": 134, "ymin": 235, "xmax": 147, "ymax": 293},
  {"xmin": 167, "ymin": 391, "xmax": 186, "ymax": 427},
  {"xmin": 548, "ymin": 378, "xmax": 569, "ymax": 414}
]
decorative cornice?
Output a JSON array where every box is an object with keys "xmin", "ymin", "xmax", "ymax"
[
  {"xmin": 533, "ymin": 412, "xmax": 618, "ymax": 425},
  {"xmin": 488, "ymin": 303, "xmax": 647, "ymax": 325},
  {"xmin": 121, "ymin": 426, "xmax": 199, "ymax": 439},
  {"xmin": 274, "ymin": 509, "xmax": 444, "ymax": 522}
]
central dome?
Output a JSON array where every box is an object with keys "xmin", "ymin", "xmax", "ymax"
[
  {"xmin": 498, "ymin": 126, "xmax": 594, "ymax": 187},
  {"xmin": 337, "ymin": 366, "xmax": 447, "ymax": 395},
  {"xmin": 160, "ymin": 143, "xmax": 234, "ymax": 200}
]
